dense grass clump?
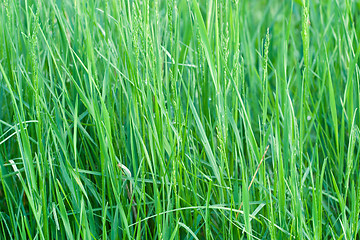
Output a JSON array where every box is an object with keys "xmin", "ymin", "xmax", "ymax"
[{"xmin": 0, "ymin": 0, "xmax": 360, "ymax": 239}]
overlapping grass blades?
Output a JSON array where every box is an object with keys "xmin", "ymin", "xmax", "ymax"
[{"xmin": 0, "ymin": 0, "xmax": 359, "ymax": 239}]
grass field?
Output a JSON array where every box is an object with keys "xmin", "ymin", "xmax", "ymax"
[{"xmin": 0, "ymin": 0, "xmax": 360, "ymax": 239}]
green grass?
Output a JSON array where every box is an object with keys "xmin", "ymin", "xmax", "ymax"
[{"xmin": 0, "ymin": 0, "xmax": 360, "ymax": 239}]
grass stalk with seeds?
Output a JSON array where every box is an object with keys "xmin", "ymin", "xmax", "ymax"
[{"xmin": 0, "ymin": 0, "xmax": 359, "ymax": 239}]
